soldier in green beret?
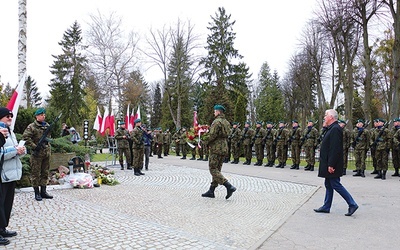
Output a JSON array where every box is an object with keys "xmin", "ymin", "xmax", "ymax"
[
  {"xmin": 302, "ymin": 120, "xmax": 319, "ymax": 171},
  {"xmin": 240, "ymin": 121, "xmax": 255, "ymax": 165},
  {"xmin": 253, "ymin": 121, "xmax": 267, "ymax": 166},
  {"xmin": 202, "ymin": 105, "xmax": 236, "ymax": 199},
  {"xmin": 22, "ymin": 108, "xmax": 54, "ymax": 201},
  {"xmin": 131, "ymin": 118, "xmax": 145, "ymax": 176},
  {"xmin": 115, "ymin": 121, "xmax": 132, "ymax": 170},
  {"xmin": 289, "ymin": 120, "xmax": 302, "ymax": 170},
  {"xmin": 229, "ymin": 122, "xmax": 241, "ymax": 164},
  {"xmin": 370, "ymin": 118, "xmax": 390, "ymax": 179},
  {"xmin": 263, "ymin": 122, "xmax": 276, "ymax": 167},
  {"xmin": 275, "ymin": 121, "xmax": 289, "ymax": 168}
]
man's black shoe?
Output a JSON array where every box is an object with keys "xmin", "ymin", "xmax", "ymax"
[
  {"xmin": 0, "ymin": 229, "xmax": 17, "ymax": 237},
  {"xmin": 313, "ymin": 207, "xmax": 330, "ymax": 213},
  {"xmin": 345, "ymin": 205, "xmax": 359, "ymax": 216},
  {"xmin": 0, "ymin": 236, "xmax": 9, "ymax": 245}
]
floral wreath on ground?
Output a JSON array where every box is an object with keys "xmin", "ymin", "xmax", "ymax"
[{"xmin": 90, "ymin": 164, "xmax": 119, "ymax": 186}]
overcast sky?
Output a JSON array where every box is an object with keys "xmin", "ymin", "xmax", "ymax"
[{"xmin": 0, "ymin": 0, "xmax": 317, "ymax": 96}]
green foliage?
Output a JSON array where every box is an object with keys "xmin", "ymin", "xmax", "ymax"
[
  {"xmin": 24, "ymin": 76, "xmax": 42, "ymax": 108},
  {"xmin": 151, "ymin": 83, "xmax": 162, "ymax": 128},
  {"xmin": 48, "ymin": 21, "xmax": 88, "ymax": 127}
]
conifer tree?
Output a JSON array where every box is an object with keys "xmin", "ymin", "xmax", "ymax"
[
  {"xmin": 151, "ymin": 82, "xmax": 162, "ymax": 128},
  {"xmin": 24, "ymin": 76, "xmax": 42, "ymax": 108}
]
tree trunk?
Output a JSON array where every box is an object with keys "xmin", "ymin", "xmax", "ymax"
[
  {"xmin": 392, "ymin": 1, "xmax": 400, "ymax": 119},
  {"xmin": 18, "ymin": 0, "xmax": 27, "ymax": 107}
]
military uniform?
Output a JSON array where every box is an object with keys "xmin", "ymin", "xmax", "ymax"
[
  {"xmin": 302, "ymin": 121, "xmax": 319, "ymax": 171},
  {"xmin": 263, "ymin": 123, "xmax": 276, "ymax": 167},
  {"xmin": 338, "ymin": 120, "xmax": 351, "ymax": 174},
  {"xmin": 252, "ymin": 122, "xmax": 267, "ymax": 166},
  {"xmin": 22, "ymin": 108, "xmax": 54, "ymax": 201},
  {"xmin": 228, "ymin": 123, "xmax": 241, "ymax": 164},
  {"xmin": 352, "ymin": 119, "xmax": 369, "ymax": 177},
  {"xmin": 179, "ymin": 128, "xmax": 188, "ymax": 159},
  {"xmin": 163, "ymin": 129, "xmax": 172, "ymax": 156},
  {"xmin": 240, "ymin": 123, "xmax": 255, "ymax": 165},
  {"xmin": 172, "ymin": 129, "xmax": 181, "ymax": 156},
  {"xmin": 289, "ymin": 121, "xmax": 302, "ymax": 170},
  {"xmin": 390, "ymin": 118, "xmax": 400, "ymax": 176},
  {"xmin": 202, "ymin": 105, "xmax": 236, "ymax": 200},
  {"xmin": 115, "ymin": 123, "xmax": 132, "ymax": 170},
  {"xmin": 187, "ymin": 128, "xmax": 198, "ymax": 160},
  {"xmin": 131, "ymin": 119, "xmax": 145, "ymax": 176},
  {"xmin": 198, "ymin": 127, "xmax": 210, "ymax": 161},
  {"xmin": 275, "ymin": 122, "xmax": 290, "ymax": 168},
  {"xmin": 154, "ymin": 129, "xmax": 164, "ymax": 158},
  {"xmin": 370, "ymin": 118, "xmax": 390, "ymax": 179}
]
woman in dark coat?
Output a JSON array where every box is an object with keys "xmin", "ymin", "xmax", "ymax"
[{"xmin": 314, "ymin": 109, "xmax": 358, "ymax": 216}]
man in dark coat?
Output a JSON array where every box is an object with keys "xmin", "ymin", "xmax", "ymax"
[{"xmin": 314, "ymin": 109, "xmax": 358, "ymax": 216}]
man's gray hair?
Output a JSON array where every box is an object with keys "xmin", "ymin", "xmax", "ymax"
[{"xmin": 326, "ymin": 109, "xmax": 338, "ymax": 120}]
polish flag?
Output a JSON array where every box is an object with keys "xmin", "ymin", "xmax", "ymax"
[
  {"xmin": 109, "ymin": 109, "xmax": 115, "ymax": 136},
  {"xmin": 100, "ymin": 106, "xmax": 109, "ymax": 135},
  {"xmin": 93, "ymin": 106, "xmax": 102, "ymax": 132},
  {"xmin": 6, "ymin": 75, "xmax": 25, "ymax": 129},
  {"xmin": 135, "ymin": 104, "xmax": 141, "ymax": 120},
  {"xmin": 129, "ymin": 107, "xmax": 135, "ymax": 131},
  {"xmin": 193, "ymin": 111, "xmax": 198, "ymax": 128},
  {"xmin": 125, "ymin": 104, "xmax": 130, "ymax": 129}
]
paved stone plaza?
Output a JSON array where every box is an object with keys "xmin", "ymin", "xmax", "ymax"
[{"xmin": 9, "ymin": 162, "xmax": 317, "ymax": 250}]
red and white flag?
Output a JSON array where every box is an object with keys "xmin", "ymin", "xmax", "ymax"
[
  {"xmin": 100, "ymin": 106, "xmax": 109, "ymax": 135},
  {"xmin": 109, "ymin": 109, "xmax": 115, "ymax": 136},
  {"xmin": 93, "ymin": 106, "xmax": 102, "ymax": 132},
  {"xmin": 125, "ymin": 104, "xmax": 133, "ymax": 131},
  {"xmin": 129, "ymin": 106, "xmax": 135, "ymax": 131},
  {"xmin": 135, "ymin": 104, "xmax": 141, "ymax": 120},
  {"xmin": 6, "ymin": 75, "xmax": 25, "ymax": 129},
  {"xmin": 193, "ymin": 111, "xmax": 198, "ymax": 128}
]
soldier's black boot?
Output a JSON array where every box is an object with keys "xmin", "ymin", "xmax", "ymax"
[
  {"xmin": 180, "ymin": 155, "xmax": 186, "ymax": 159},
  {"xmin": 40, "ymin": 186, "xmax": 53, "ymax": 199},
  {"xmin": 254, "ymin": 160, "xmax": 261, "ymax": 166},
  {"xmin": 353, "ymin": 169, "xmax": 358, "ymax": 172},
  {"xmin": 120, "ymin": 164, "xmax": 124, "ymax": 170},
  {"xmin": 295, "ymin": 164, "xmax": 299, "ymax": 170},
  {"xmin": 275, "ymin": 163, "xmax": 282, "ymax": 168},
  {"xmin": 33, "ymin": 187, "xmax": 42, "ymax": 201},
  {"xmin": 309, "ymin": 165, "xmax": 314, "ymax": 171},
  {"xmin": 223, "ymin": 181, "xmax": 236, "ymax": 200},
  {"xmin": 290, "ymin": 164, "xmax": 297, "ymax": 169},
  {"xmin": 361, "ymin": 170, "xmax": 365, "ymax": 178},
  {"xmin": 304, "ymin": 164, "xmax": 311, "ymax": 171},
  {"xmin": 268, "ymin": 161, "xmax": 274, "ymax": 167},
  {"xmin": 138, "ymin": 168, "xmax": 145, "ymax": 175},
  {"xmin": 374, "ymin": 170, "xmax": 382, "ymax": 179},
  {"xmin": 264, "ymin": 161, "xmax": 270, "ymax": 167},
  {"xmin": 392, "ymin": 168, "xmax": 399, "ymax": 177},
  {"xmin": 342, "ymin": 168, "xmax": 347, "ymax": 175},
  {"xmin": 134, "ymin": 168, "xmax": 141, "ymax": 176},
  {"xmin": 353, "ymin": 170, "xmax": 362, "ymax": 177},
  {"xmin": 197, "ymin": 157, "xmax": 204, "ymax": 161},
  {"xmin": 230, "ymin": 159, "xmax": 236, "ymax": 164},
  {"xmin": 371, "ymin": 168, "xmax": 378, "ymax": 174},
  {"xmin": 280, "ymin": 163, "xmax": 285, "ymax": 168},
  {"xmin": 127, "ymin": 164, "xmax": 132, "ymax": 170},
  {"xmin": 201, "ymin": 185, "xmax": 216, "ymax": 198},
  {"xmin": 382, "ymin": 170, "xmax": 387, "ymax": 180},
  {"xmin": 190, "ymin": 156, "xmax": 196, "ymax": 160}
]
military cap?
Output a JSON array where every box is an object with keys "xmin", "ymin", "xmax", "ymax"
[
  {"xmin": 266, "ymin": 121, "xmax": 273, "ymax": 124},
  {"xmin": 292, "ymin": 120, "xmax": 298, "ymax": 123},
  {"xmin": 134, "ymin": 118, "xmax": 141, "ymax": 123},
  {"xmin": 214, "ymin": 104, "xmax": 225, "ymax": 112},
  {"xmin": 357, "ymin": 119, "xmax": 364, "ymax": 124},
  {"xmin": 34, "ymin": 108, "xmax": 46, "ymax": 116},
  {"xmin": 245, "ymin": 121, "xmax": 251, "ymax": 125},
  {"xmin": 232, "ymin": 122, "xmax": 239, "ymax": 125},
  {"xmin": 308, "ymin": 119, "xmax": 314, "ymax": 123},
  {"xmin": 394, "ymin": 118, "xmax": 400, "ymax": 122},
  {"xmin": 119, "ymin": 121, "xmax": 125, "ymax": 125},
  {"xmin": 278, "ymin": 120, "xmax": 285, "ymax": 124},
  {"xmin": 256, "ymin": 121, "xmax": 262, "ymax": 125},
  {"xmin": 338, "ymin": 119, "xmax": 346, "ymax": 124},
  {"xmin": 378, "ymin": 118, "xmax": 386, "ymax": 123}
]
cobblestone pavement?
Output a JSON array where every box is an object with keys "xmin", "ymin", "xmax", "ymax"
[{"xmin": 8, "ymin": 161, "xmax": 317, "ymax": 250}]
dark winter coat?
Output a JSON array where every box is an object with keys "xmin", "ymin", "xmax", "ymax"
[{"xmin": 318, "ymin": 121, "xmax": 344, "ymax": 178}]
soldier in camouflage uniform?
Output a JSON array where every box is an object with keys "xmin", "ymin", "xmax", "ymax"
[
  {"xmin": 240, "ymin": 122, "xmax": 255, "ymax": 165},
  {"xmin": 172, "ymin": 128, "xmax": 181, "ymax": 156},
  {"xmin": 352, "ymin": 119, "xmax": 369, "ymax": 178},
  {"xmin": 252, "ymin": 122, "xmax": 267, "ymax": 166},
  {"xmin": 22, "ymin": 108, "xmax": 54, "ymax": 201},
  {"xmin": 263, "ymin": 122, "xmax": 276, "ymax": 167},
  {"xmin": 201, "ymin": 105, "xmax": 236, "ymax": 200},
  {"xmin": 301, "ymin": 120, "xmax": 319, "ymax": 171},
  {"xmin": 274, "ymin": 121, "xmax": 290, "ymax": 168},
  {"xmin": 390, "ymin": 118, "xmax": 400, "ymax": 176},
  {"xmin": 163, "ymin": 129, "xmax": 172, "ymax": 156},
  {"xmin": 197, "ymin": 126, "xmax": 210, "ymax": 161},
  {"xmin": 154, "ymin": 128, "xmax": 164, "ymax": 159},
  {"xmin": 179, "ymin": 128, "xmax": 188, "ymax": 159},
  {"xmin": 289, "ymin": 120, "xmax": 302, "ymax": 170},
  {"xmin": 131, "ymin": 118, "xmax": 145, "ymax": 176},
  {"xmin": 393, "ymin": 118, "xmax": 400, "ymax": 178},
  {"xmin": 338, "ymin": 120, "xmax": 351, "ymax": 175},
  {"xmin": 115, "ymin": 122, "xmax": 132, "ymax": 170},
  {"xmin": 370, "ymin": 120, "xmax": 379, "ymax": 174},
  {"xmin": 370, "ymin": 118, "xmax": 390, "ymax": 180},
  {"xmin": 229, "ymin": 122, "xmax": 241, "ymax": 164}
]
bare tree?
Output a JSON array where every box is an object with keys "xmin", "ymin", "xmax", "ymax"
[
  {"xmin": 18, "ymin": 0, "xmax": 27, "ymax": 106},
  {"xmin": 85, "ymin": 11, "xmax": 139, "ymax": 117}
]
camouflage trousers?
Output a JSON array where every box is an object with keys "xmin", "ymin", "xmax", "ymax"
[
  {"xmin": 30, "ymin": 154, "xmax": 50, "ymax": 187},
  {"xmin": 291, "ymin": 143, "xmax": 301, "ymax": 164},
  {"xmin": 265, "ymin": 142, "xmax": 275, "ymax": 162},
  {"xmin": 243, "ymin": 144, "xmax": 252, "ymax": 161},
  {"xmin": 163, "ymin": 143, "xmax": 170, "ymax": 155},
  {"xmin": 175, "ymin": 142, "xmax": 180, "ymax": 155},
  {"xmin": 276, "ymin": 144, "xmax": 288, "ymax": 164},
  {"xmin": 375, "ymin": 149, "xmax": 389, "ymax": 171},
  {"xmin": 371, "ymin": 148, "xmax": 377, "ymax": 169},
  {"xmin": 133, "ymin": 148, "xmax": 144, "ymax": 169},
  {"xmin": 392, "ymin": 148, "xmax": 400, "ymax": 169},
  {"xmin": 304, "ymin": 145, "xmax": 315, "ymax": 165},
  {"xmin": 355, "ymin": 149, "xmax": 367, "ymax": 170},
  {"xmin": 208, "ymin": 154, "xmax": 227, "ymax": 186},
  {"xmin": 254, "ymin": 144, "xmax": 264, "ymax": 161},
  {"xmin": 156, "ymin": 143, "xmax": 163, "ymax": 157},
  {"xmin": 180, "ymin": 144, "xmax": 187, "ymax": 156},
  {"xmin": 118, "ymin": 148, "xmax": 131, "ymax": 166},
  {"xmin": 230, "ymin": 142, "xmax": 240, "ymax": 159},
  {"xmin": 343, "ymin": 147, "xmax": 349, "ymax": 169}
]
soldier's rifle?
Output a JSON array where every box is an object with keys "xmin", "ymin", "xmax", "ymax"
[
  {"xmin": 33, "ymin": 112, "xmax": 62, "ymax": 155},
  {"xmin": 370, "ymin": 120, "xmax": 391, "ymax": 149}
]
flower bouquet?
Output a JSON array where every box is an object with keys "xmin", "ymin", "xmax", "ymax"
[{"xmin": 89, "ymin": 164, "xmax": 119, "ymax": 186}]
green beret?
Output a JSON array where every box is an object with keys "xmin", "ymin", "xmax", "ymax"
[
  {"xmin": 245, "ymin": 121, "xmax": 251, "ymax": 125},
  {"xmin": 256, "ymin": 121, "xmax": 262, "ymax": 125},
  {"xmin": 232, "ymin": 122, "xmax": 239, "ymax": 125},
  {"xmin": 214, "ymin": 104, "xmax": 225, "ymax": 112},
  {"xmin": 119, "ymin": 121, "xmax": 125, "ymax": 125},
  {"xmin": 34, "ymin": 108, "xmax": 46, "ymax": 116},
  {"xmin": 308, "ymin": 119, "xmax": 314, "ymax": 123},
  {"xmin": 266, "ymin": 121, "xmax": 273, "ymax": 124},
  {"xmin": 338, "ymin": 119, "xmax": 346, "ymax": 124},
  {"xmin": 134, "ymin": 118, "xmax": 141, "ymax": 123},
  {"xmin": 378, "ymin": 118, "xmax": 386, "ymax": 123},
  {"xmin": 278, "ymin": 120, "xmax": 285, "ymax": 124},
  {"xmin": 394, "ymin": 118, "xmax": 400, "ymax": 122},
  {"xmin": 357, "ymin": 119, "xmax": 364, "ymax": 124},
  {"xmin": 292, "ymin": 120, "xmax": 298, "ymax": 123}
]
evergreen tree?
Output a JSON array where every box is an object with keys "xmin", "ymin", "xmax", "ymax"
[
  {"xmin": 151, "ymin": 83, "xmax": 162, "ymax": 128},
  {"xmin": 200, "ymin": 7, "xmax": 250, "ymax": 123},
  {"xmin": 48, "ymin": 21, "xmax": 87, "ymax": 126},
  {"xmin": 24, "ymin": 75, "xmax": 42, "ymax": 108}
]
